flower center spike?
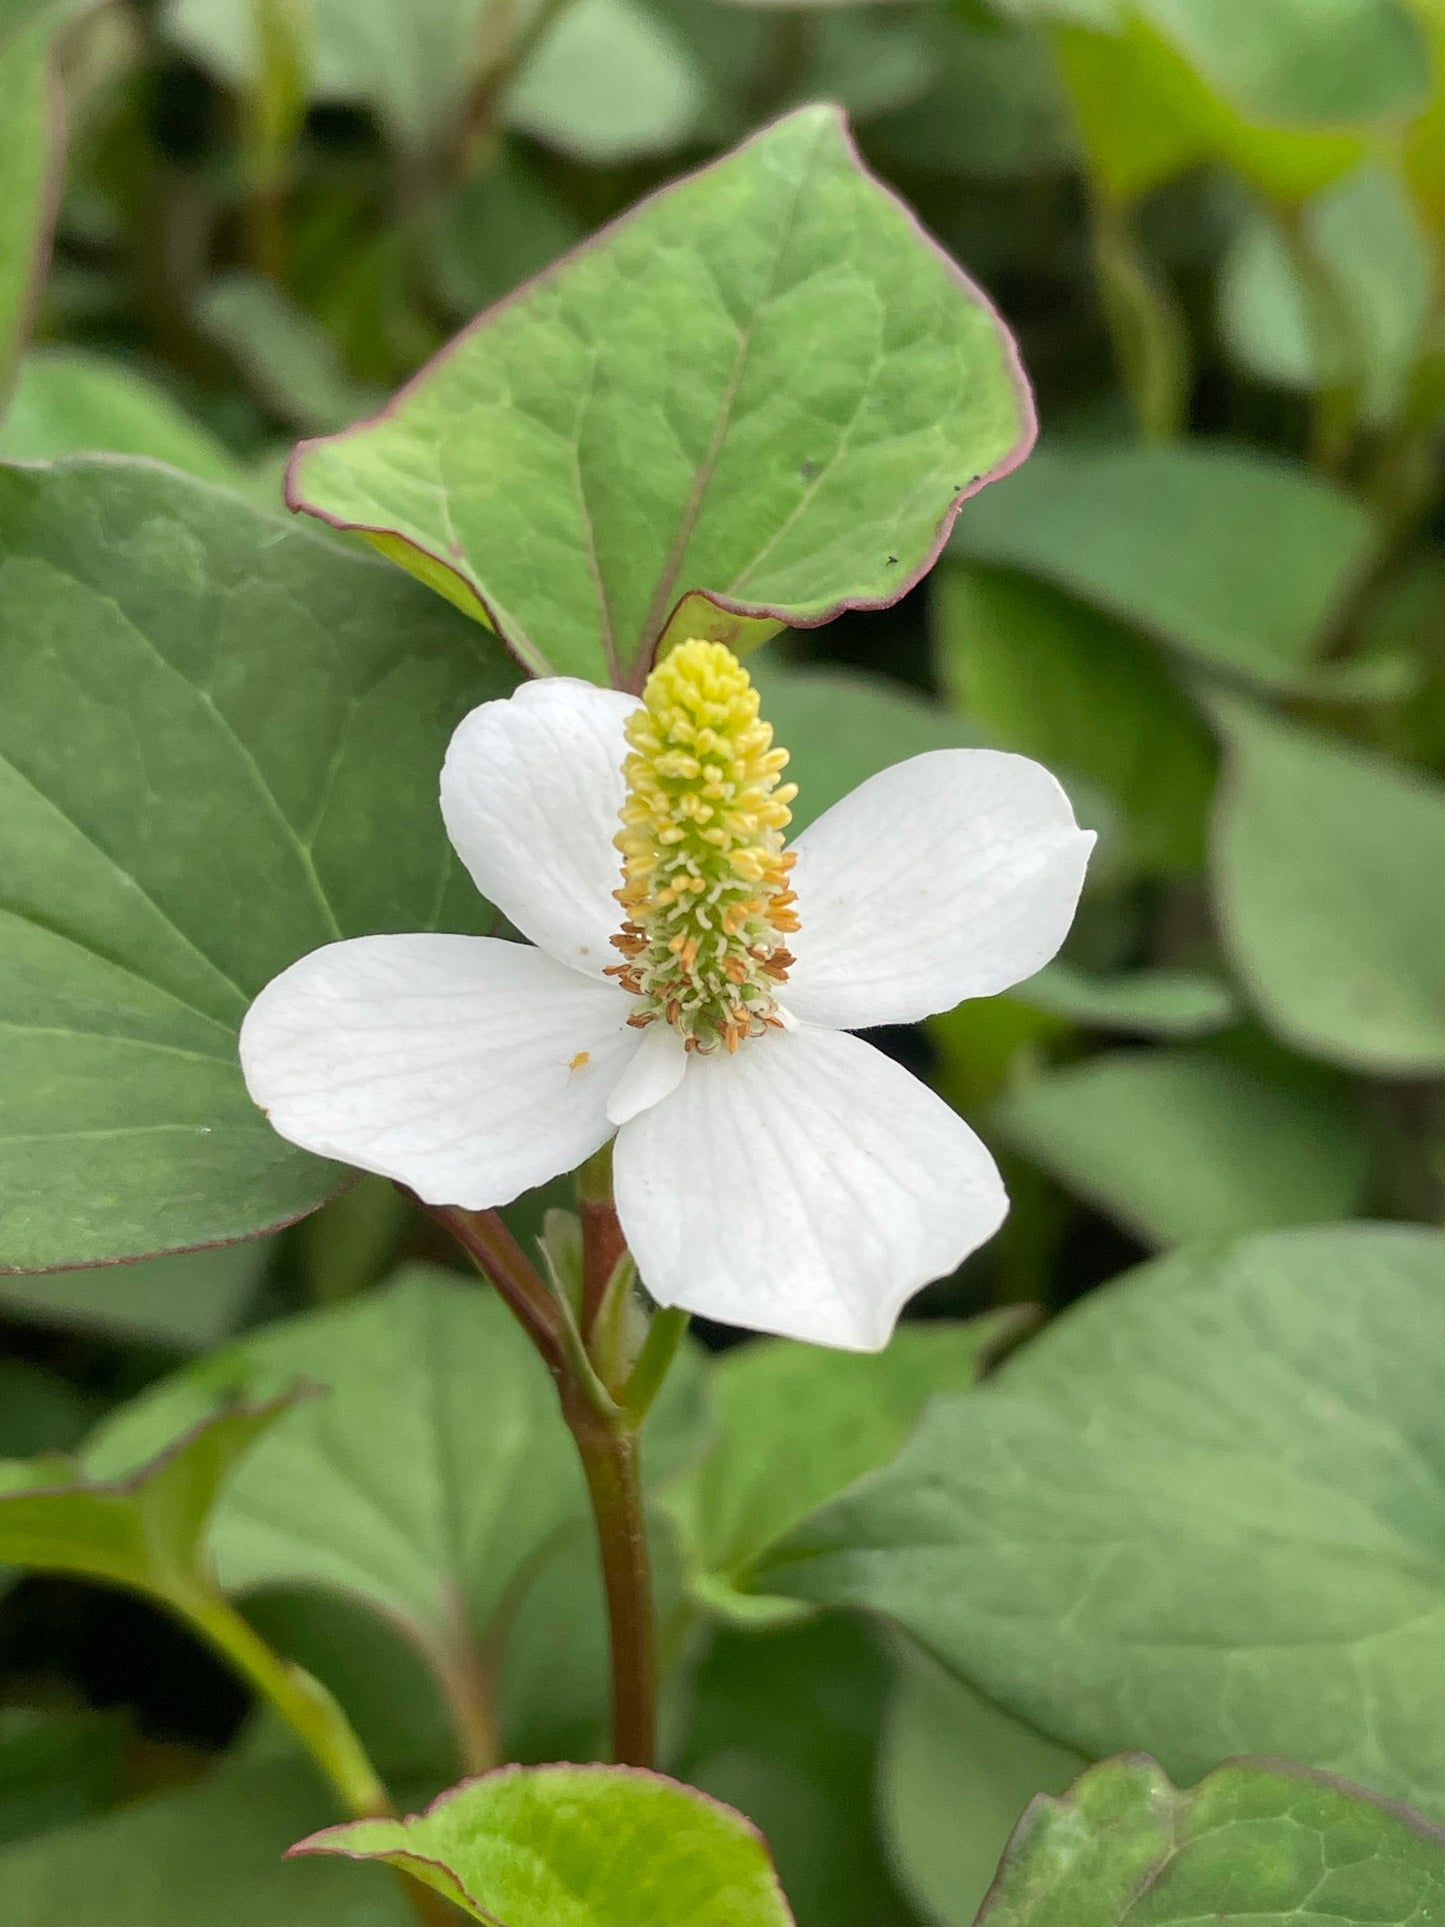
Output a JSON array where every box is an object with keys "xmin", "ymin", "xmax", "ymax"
[{"xmin": 609, "ymin": 640, "xmax": 800, "ymax": 1053}]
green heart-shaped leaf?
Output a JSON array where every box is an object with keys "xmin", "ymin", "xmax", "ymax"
[
  {"xmin": 288, "ymin": 105, "xmax": 1035, "ymax": 688},
  {"xmin": 1212, "ymin": 697, "xmax": 1445, "ymax": 1073},
  {"xmin": 0, "ymin": 458, "xmax": 516, "ymax": 1271},
  {"xmin": 979, "ymin": 1754, "xmax": 1445, "ymax": 1927},
  {"xmin": 293, "ymin": 1763, "xmax": 796, "ymax": 1926},
  {"xmin": 89, "ymin": 1266, "xmax": 707, "ymax": 1748},
  {"xmin": 758, "ymin": 1223, "xmax": 1445, "ymax": 1818}
]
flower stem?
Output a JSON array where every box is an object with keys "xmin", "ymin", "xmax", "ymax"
[
  {"xmin": 563, "ymin": 1400, "xmax": 656, "ymax": 1767},
  {"xmin": 577, "ymin": 1144, "xmax": 627, "ymax": 1334}
]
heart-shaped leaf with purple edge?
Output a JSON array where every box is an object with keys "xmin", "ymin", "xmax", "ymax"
[{"xmin": 286, "ymin": 103, "xmax": 1035, "ymax": 691}]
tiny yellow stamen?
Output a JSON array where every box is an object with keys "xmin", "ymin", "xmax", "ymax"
[{"xmin": 611, "ymin": 639, "xmax": 798, "ymax": 1053}]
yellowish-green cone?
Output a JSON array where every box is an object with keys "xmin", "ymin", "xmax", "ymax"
[{"xmin": 608, "ymin": 640, "xmax": 800, "ymax": 1053}]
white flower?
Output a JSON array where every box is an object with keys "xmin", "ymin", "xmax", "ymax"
[{"xmin": 240, "ymin": 644, "xmax": 1093, "ymax": 1351}]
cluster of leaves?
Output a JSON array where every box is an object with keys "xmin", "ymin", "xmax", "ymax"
[{"xmin": 3, "ymin": 0, "xmax": 1445, "ymax": 1921}]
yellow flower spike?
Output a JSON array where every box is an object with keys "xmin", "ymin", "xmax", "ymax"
[{"xmin": 608, "ymin": 640, "xmax": 799, "ymax": 1053}]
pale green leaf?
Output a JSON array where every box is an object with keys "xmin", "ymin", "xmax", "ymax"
[
  {"xmin": 504, "ymin": 0, "xmax": 706, "ymax": 164},
  {"xmin": 1142, "ymin": 0, "xmax": 1430, "ymax": 128},
  {"xmin": 761, "ymin": 1224, "xmax": 1445, "ymax": 1818},
  {"xmin": 881, "ymin": 1646, "xmax": 1085, "ymax": 1927},
  {"xmin": 163, "ymin": 0, "xmax": 489, "ymax": 149},
  {"xmin": 998, "ymin": 1049, "xmax": 1370, "ymax": 1246},
  {"xmin": 1012, "ymin": 963, "xmax": 1236, "ymax": 1038},
  {"xmin": 1212, "ymin": 698, "xmax": 1445, "ymax": 1072},
  {"xmin": 288, "ymin": 107, "xmax": 1034, "ymax": 687},
  {"xmin": 949, "ymin": 443, "xmax": 1376, "ymax": 687},
  {"xmin": 1220, "ymin": 165, "xmax": 1433, "ymax": 425},
  {"xmin": 294, "ymin": 1762, "xmax": 797, "ymax": 1926},
  {"xmin": 979, "ymin": 1754, "xmax": 1445, "ymax": 1927},
  {"xmin": 0, "ymin": 457, "xmax": 515, "ymax": 1271}
]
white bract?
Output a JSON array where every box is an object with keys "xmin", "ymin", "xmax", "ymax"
[{"xmin": 240, "ymin": 642, "xmax": 1093, "ymax": 1350}]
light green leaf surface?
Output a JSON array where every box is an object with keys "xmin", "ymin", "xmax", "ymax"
[
  {"xmin": 680, "ymin": 1616, "xmax": 911, "ymax": 1927},
  {"xmin": 1212, "ymin": 697, "xmax": 1445, "ymax": 1073},
  {"xmin": 998, "ymin": 1049, "xmax": 1370, "ymax": 1245},
  {"xmin": 881, "ymin": 1646, "xmax": 1085, "ymax": 1927},
  {"xmin": 666, "ymin": 1314, "xmax": 1016, "ymax": 1622},
  {"xmin": 289, "ymin": 107, "xmax": 1034, "ymax": 686},
  {"xmin": 0, "ymin": 1396, "xmax": 295, "ymax": 1606},
  {"xmin": 949, "ymin": 443, "xmax": 1375, "ymax": 687},
  {"xmin": 0, "ymin": 21, "xmax": 60, "ymax": 410},
  {"xmin": 1142, "ymin": 0, "xmax": 1431, "ymax": 127},
  {"xmin": 294, "ymin": 1762, "xmax": 797, "ymax": 1926},
  {"xmin": 978, "ymin": 1754, "xmax": 1445, "ymax": 1927},
  {"xmin": 0, "ymin": 458, "xmax": 514, "ymax": 1271},
  {"xmin": 0, "ymin": 1756, "xmax": 410, "ymax": 1925},
  {"xmin": 1220, "ymin": 165, "xmax": 1432, "ymax": 425},
  {"xmin": 761, "ymin": 1224, "xmax": 1445, "ymax": 1818},
  {"xmin": 89, "ymin": 1267, "xmax": 707, "ymax": 1732},
  {"xmin": 1011, "ymin": 964, "xmax": 1236, "ymax": 1038},
  {"xmin": 504, "ymin": 0, "xmax": 706, "ymax": 164},
  {"xmin": 934, "ymin": 563, "xmax": 1216, "ymax": 872},
  {"xmin": 0, "ymin": 1240, "xmax": 270, "ymax": 1350},
  {"xmin": 0, "ymin": 349, "xmax": 248, "ymax": 481}
]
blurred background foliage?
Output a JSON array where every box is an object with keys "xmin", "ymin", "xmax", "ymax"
[{"xmin": 2, "ymin": 0, "xmax": 1445, "ymax": 1921}]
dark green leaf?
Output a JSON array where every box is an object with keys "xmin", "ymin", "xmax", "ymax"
[
  {"xmin": 1012, "ymin": 964, "xmax": 1236, "ymax": 1038},
  {"xmin": 0, "ymin": 458, "xmax": 515, "ymax": 1270},
  {"xmin": 289, "ymin": 107, "xmax": 1034, "ymax": 687},
  {"xmin": 0, "ymin": 1241, "xmax": 269, "ymax": 1349},
  {"xmin": 0, "ymin": 1756, "xmax": 409, "ymax": 1924},
  {"xmin": 0, "ymin": 350, "xmax": 250, "ymax": 483},
  {"xmin": 0, "ymin": 1708, "xmax": 126, "ymax": 1847}
]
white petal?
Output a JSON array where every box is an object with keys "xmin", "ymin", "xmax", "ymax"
[
  {"xmin": 240, "ymin": 934, "xmax": 637, "ymax": 1209},
  {"xmin": 784, "ymin": 749, "xmax": 1094, "ymax": 1030},
  {"xmin": 606, "ymin": 1020, "xmax": 688, "ymax": 1127},
  {"xmin": 440, "ymin": 679, "xmax": 639, "ymax": 978},
  {"xmin": 613, "ymin": 1025, "xmax": 1006, "ymax": 1351}
]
